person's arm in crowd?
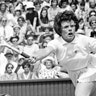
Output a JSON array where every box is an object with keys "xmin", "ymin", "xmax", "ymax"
[{"xmin": 33, "ymin": 17, "xmax": 37, "ymax": 32}]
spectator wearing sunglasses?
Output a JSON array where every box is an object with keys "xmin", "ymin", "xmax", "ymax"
[
  {"xmin": 85, "ymin": 15, "xmax": 96, "ymax": 38},
  {"xmin": 0, "ymin": 63, "xmax": 17, "ymax": 80}
]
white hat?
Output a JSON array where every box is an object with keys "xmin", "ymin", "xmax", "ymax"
[
  {"xmin": 42, "ymin": 56, "xmax": 55, "ymax": 63},
  {"xmin": 13, "ymin": 24, "xmax": 20, "ymax": 29},
  {"xmin": 26, "ymin": 2, "xmax": 35, "ymax": 9},
  {"xmin": 89, "ymin": 16, "xmax": 96, "ymax": 22}
]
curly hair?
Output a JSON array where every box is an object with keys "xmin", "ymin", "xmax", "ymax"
[
  {"xmin": 54, "ymin": 10, "xmax": 79, "ymax": 36},
  {"xmin": 22, "ymin": 60, "xmax": 31, "ymax": 69}
]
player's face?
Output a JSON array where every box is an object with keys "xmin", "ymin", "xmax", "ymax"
[{"xmin": 61, "ymin": 20, "xmax": 76, "ymax": 42}]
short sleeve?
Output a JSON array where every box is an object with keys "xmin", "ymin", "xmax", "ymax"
[{"xmin": 47, "ymin": 40, "xmax": 58, "ymax": 52}]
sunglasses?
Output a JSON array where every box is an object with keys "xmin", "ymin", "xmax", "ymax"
[
  {"xmin": 91, "ymin": 21, "xmax": 96, "ymax": 25},
  {"xmin": 2, "ymin": 20, "xmax": 7, "ymax": 22},
  {"xmin": 7, "ymin": 67, "xmax": 13, "ymax": 69}
]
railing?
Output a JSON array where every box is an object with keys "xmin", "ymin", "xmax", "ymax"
[{"xmin": 0, "ymin": 78, "xmax": 95, "ymax": 96}]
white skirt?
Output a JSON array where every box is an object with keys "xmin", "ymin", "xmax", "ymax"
[{"xmin": 78, "ymin": 54, "xmax": 96, "ymax": 82}]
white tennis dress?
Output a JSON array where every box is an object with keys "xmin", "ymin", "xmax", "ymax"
[{"xmin": 47, "ymin": 34, "xmax": 96, "ymax": 86}]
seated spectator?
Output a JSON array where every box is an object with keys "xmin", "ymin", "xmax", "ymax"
[
  {"xmin": 85, "ymin": 0, "xmax": 96, "ymax": 19},
  {"xmin": 76, "ymin": 18, "xmax": 85, "ymax": 35},
  {"xmin": 48, "ymin": 0, "xmax": 60, "ymax": 27},
  {"xmin": 15, "ymin": 57, "xmax": 25, "ymax": 74},
  {"xmin": 10, "ymin": 36, "xmax": 19, "ymax": 47},
  {"xmin": 17, "ymin": 16, "xmax": 28, "ymax": 44},
  {"xmin": 13, "ymin": 8, "xmax": 22, "ymax": 24},
  {"xmin": 34, "ymin": 0, "xmax": 42, "ymax": 17},
  {"xmin": 13, "ymin": 24, "xmax": 21, "ymax": 37},
  {"xmin": 0, "ymin": 2, "xmax": 7, "ymax": 18},
  {"xmin": 0, "ymin": 17, "xmax": 14, "ymax": 41},
  {"xmin": 4, "ymin": 50, "xmax": 18, "ymax": 73},
  {"xmin": 0, "ymin": 63, "xmax": 17, "ymax": 80},
  {"xmin": 85, "ymin": 15, "xmax": 96, "ymax": 37},
  {"xmin": 59, "ymin": 0, "xmax": 72, "ymax": 12},
  {"xmin": 41, "ymin": 0, "xmax": 51, "ymax": 9},
  {"xmin": 23, "ymin": 35, "xmax": 39, "ymax": 56},
  {"xmin": 37, "ymin": 56, "xmax": 69, "ymax": 79},
  {"xmin": 26, "ymin": 2, "xmax": 39, "ymax": 32},
  {"xmin": 75, "ymin": 1, "xmax": 86, "ymax": 22},
  {"xmin": 70, "ymin": 2, "xmax": 77, "ymax": 12},
  {"xmin": 39, "ymin": 32, "xmax": 54, "ymax": 48},
  {"xmin": 17, "ymin": 60, "xmax": 37, "ymax": 80},
  {"xmin": 38, "ymin": 7, "xmax": 50, "ymax": 31}
]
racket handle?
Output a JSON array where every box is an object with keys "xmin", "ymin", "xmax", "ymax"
[{"xmin": 21, "ymin": 52, "xmax": 30, "ymax": 58}]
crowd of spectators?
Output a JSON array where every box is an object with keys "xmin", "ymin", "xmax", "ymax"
[{"xmin": 0, "ymin": 0, "xmax": 96, "ymax": 80}]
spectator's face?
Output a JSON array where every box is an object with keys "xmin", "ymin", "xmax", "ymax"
[
  {"xmin": 0, "ymin": 4, "xmax": 6, "ymax": 12},
  {"xmin": 24, "ymin": 65, "xmax": 30, "ymax": 73},
  {"xmin": 71, "ymin": 4, "xmax": 76, "ymax": 12},
  {"xmin": 80, "ymin": 5, "xmax": 84, "ymax": 10},
  {"xmin": 11, "ymin": 38, "xmax": 18, "ymax": 45},
  {"xmin": 15, "ymin": 10, "xmax": 21, "ymax": 17},
  {"xmin": 9, "ymin": 5, "xmax": 14, "ymax": 13},
  {"xmin": 42, "ymin": 10, "xmax": 47, "ymax": 17},
  {"xmin": 61, "ymin": 2, "xmax": 67, "ymax": 8},
  {"xmin": 18, "ymin": 18, "xmax": 24, "ymax": 27},
  {"xmin": 89, "ymin": 0, "xmax": 95, "ymax": 8},
  {"xmin": 61, "ymin": 20, "xmax": 76, "ymax": 42},
  {"xmin": 51, "ymin": 1, "xmax": 57, "ymax": 7},
  {"xmin": 27, "ymin": 9, "xmax": 33, "ymax": 13},
  {"xmin": 27, "ymin": 36, "xmax": 34, "ymax": 45},
  {"xmin": 91, "ymin": 20, "xmax": 96, "ymax": 29},
  {"xmin": 5, "ymin": 54, "xmax": 13, "ymax": 60},
  {"xmin": 35, "ymin": 4, "xmax": 41, "ymax": 11},
  {"xmin": 1, "ymin": 18, "xmax": 7, "ymax": 26},
  {"xmin": 14, "ymin": 27, "xmax": 20, "ymax": 36},
  {"xmin": 45, "ymin": 60, "xmax": 53, "ymax": 69},
  {"xmin": 6, "ymin": 64, "xmax": 13, "ymax": 74}
]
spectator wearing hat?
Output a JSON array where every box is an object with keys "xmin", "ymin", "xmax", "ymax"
[
  {"xmin": 13, "ymin": 24, "xmax": 20, "ymax": 37},
  {"xmin": 23, "ymin": 35, "xmax": 39, "ymax": 57},
  {"xmin": 85, "ymin": 15, "xmax": 96, "ymax": 37},
  {"xmin": 88, "ymin": 10, "xmax": 96, "ymax": 17},
  {"xmin": 48, "ymin": 0, "xmax": 60, "ymax": 27},
  {"xmin": 40, "ymin": 0, "xmax": 51, "ymax": 9},
  {"xmin": 4, "ymin": 50, "xmax": 18, "ymax": 73},
  {"xmin": 0, "ymin": 49, "xmax": 17, "ymax": 76},
  {"xmin": 10, "ymin": 36, "xmax": 20, "ymax": 48},
  {"xmin": 36, "ymin": 56, "xmax": 66, "ymax": 79},
  {"xmin": 13, "ymin": 7, "xmax": 22, "ymax": 24},
  {"xmin": 0, "ymin": 63, "xmax": 17, "ymax": 80},
  {"xmin": 26, "ymin": 2, "xmax": 39, "ymax": 33},
  {"xmin": 39, "ymin": 32, "xmax": 54, "ymax": 48}
]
